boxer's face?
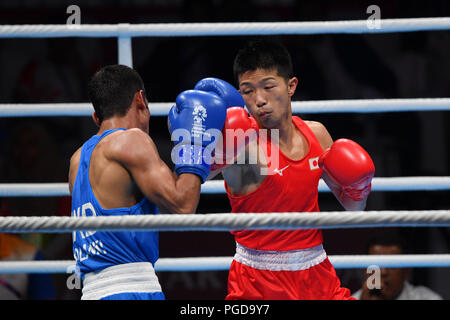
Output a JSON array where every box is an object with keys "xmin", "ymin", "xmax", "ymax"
[{"xmin": 238, "ymin": 68, "xmax": 297, "ymax": 129}]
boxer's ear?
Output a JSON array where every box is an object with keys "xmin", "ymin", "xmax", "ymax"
[
  {"xmin": 135, "ymin": 90, "xmax": 149, "ymax": 111},
  {"xmin": 92, "ymin": 112, "xmax": 101, "ymax": 127},
  {"xmin": 287, "ymin": 77, "xmax": 298, "ymax": 97}
]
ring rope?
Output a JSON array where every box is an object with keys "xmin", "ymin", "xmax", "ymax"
[
  {"xmin": 1, "ymin": 254, "xmax": 450, "ymax": 274},
  {"xmin": 0, "ymin": 210, "xmax": 449, "ymax": 233},
  {"xmin": 1, "ymin": 98, "xmax": 450, "ymax": 117},
  {"xmin": 1, "ymin": 18, "xmax": 450, "ymax": 38},
  {"xmin": 1, "ymin": 177, "xmax": 449, "ymax": 197}
]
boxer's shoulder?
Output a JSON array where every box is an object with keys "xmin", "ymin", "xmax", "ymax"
[{"xmin": 304, "ymin": 120, "xmax": 333, "ymax": 150}]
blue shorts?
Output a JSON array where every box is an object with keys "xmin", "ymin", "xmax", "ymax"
[{"xmin": 100, "ymin": 291, "xmax": 165, "ymax": 300}]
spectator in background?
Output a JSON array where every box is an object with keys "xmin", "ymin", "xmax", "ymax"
[{"xmin": 352, "ymin": 231, "xmax": 443, "ymax": 300}]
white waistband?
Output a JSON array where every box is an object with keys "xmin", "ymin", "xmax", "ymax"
[
  {"xmin": 81, "ymin": 262, "xmax": 162, "ymax": 300},
  {"xmin": 234, "ymin": 243, "xmax": 327, "ymax": 271}
]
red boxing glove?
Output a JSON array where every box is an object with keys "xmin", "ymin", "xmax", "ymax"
[
  {"xmin": 319, "ymin": 139, "xmax": 375, "ymax": 201},
  {"xmin": 211, "ymin": 107, "xmax": 258, "ymax": 171}
]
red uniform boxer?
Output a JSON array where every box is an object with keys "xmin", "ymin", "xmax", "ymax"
[
  {"xmin": 195, "ymin": 40, "xmax": 374, "ymax": 300},
  {"xmin": 225, "ymin": 116, "xmax": 356, "ymax": 300}
]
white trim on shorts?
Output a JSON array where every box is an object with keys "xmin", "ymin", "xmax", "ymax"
[
  {"xmin": 234, "ymin": 242, "xmax": 327, "ymax": 272},
  {"xmin": 81, "ymin": 262, "xmax": 162, "ymax": 300}
]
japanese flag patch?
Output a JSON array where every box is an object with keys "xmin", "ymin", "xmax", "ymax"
[{"xmin": 309, "ymin": 157, "xmax": 320, "ymax": 170}]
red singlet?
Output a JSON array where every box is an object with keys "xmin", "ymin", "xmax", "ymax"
[
  {"xmin": 224, "ymin": 116, "xmax": 354, "ymax": 300},
  {"xmin": 225, "ymin": 116, "xmax": 324, "ymax": 251}
]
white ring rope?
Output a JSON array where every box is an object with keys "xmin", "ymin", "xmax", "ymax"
[
  {"xmin": 1, "ymin": 98, "xmax": 450, "ymax": 117},
  {"xmin": 0, "ymin": 210, "xmax": 449, "ymax": 233},
  {"xmin": 1, "ymin": 18, "xmax": 450, "ymax": 38},
  {"xmin": 1, "ymin": 177, "xmax": 449, "ymax": 197},
  {"xmin": 1, "ymin": 254, "xmax": 450, "ymax": 274}
]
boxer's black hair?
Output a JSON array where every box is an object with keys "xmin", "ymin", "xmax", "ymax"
[
  {"xmin": 233, "ymin": 39, "xmax": 294, "ymax": 83},
  {"xmin": 88, "ymin": 64, "xmax": 147, "ymax": 123}
]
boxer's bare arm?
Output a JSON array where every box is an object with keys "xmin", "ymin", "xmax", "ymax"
[
  {"xmin": 306, "ymin": 121, "xmax": 367, "ymax": 211},
  {"xmin": 222, "ymin": 139, "xmax": 266, "ymax": 196},
  {"xmin": 109, "ymin": 129, "xmax": 201, "ymax": 214},
  {"xmin": 68, "ymin": 147, "xmax": 81, "ymax": 195},
  {"xmin": 69, "ymin": 129, "xmax": 201, "ymax": 214}
]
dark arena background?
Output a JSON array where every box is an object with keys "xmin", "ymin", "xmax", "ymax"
[{"xmin": 0, "ymin": 0, "xmax": 449, "ymax": 301}]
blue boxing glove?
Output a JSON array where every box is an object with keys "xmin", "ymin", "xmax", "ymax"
[
  {"xmin": 168, "ymin": 90, "xmax": 227, "ymax": 183},
  {"xmin": 194, "ymin": 77, "xmax": 245, "ymax": 109},
  {"xmin": 194, "ymin": 78, "xmax": 256, "ymax": 169}
]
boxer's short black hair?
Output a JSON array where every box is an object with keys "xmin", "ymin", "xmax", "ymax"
[
  {"xmin": 233, "ymin": 39, "xmax": 294, "ymax": 83},
  {"xmin": 88, "ymin": 64, "xmax": 147, "ymax": 123},
  {"xmin": 366, "ymin": 230, "xmax": 411, "ymax": 254}
]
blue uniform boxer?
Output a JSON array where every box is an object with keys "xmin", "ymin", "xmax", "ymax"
[{"xmin": 71, "ymin": 128, "xmax": 164, "ymax": 300}]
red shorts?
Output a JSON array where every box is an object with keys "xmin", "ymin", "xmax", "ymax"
[{"xmin": 226, "ymin": 243, "xmax": 355, "ymax": 300}]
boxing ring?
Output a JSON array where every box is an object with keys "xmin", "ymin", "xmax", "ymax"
[{"xmin": 0, "ymin": 18, "xmax": 450, "ymax": 279}]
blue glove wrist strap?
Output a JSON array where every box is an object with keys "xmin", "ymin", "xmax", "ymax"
[{"xmin": 173, "ymin": 145, "xmax": 211, "ymax": 184}]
